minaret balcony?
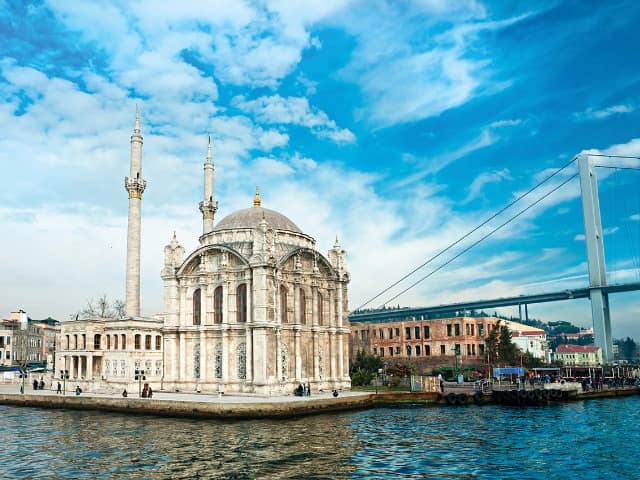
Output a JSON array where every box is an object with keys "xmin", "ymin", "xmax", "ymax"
[{"xmin": 125, "ymin": 176, "xmax": 147, "ymax": 197}]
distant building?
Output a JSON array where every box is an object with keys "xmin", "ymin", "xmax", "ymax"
[
  {"xmin": 502, "ymin": 320, "xmax": 549, "ymax": 361},
  {"xmin": 350, "ymin": 316, "xmax": 500, "ymax": 369},
  {"xmin": 554, "ymin": 344, "xmax": 602, "ymax": 366},
  {"xmin": 0, "ymin": 311, "xmax": 46, "ymax": 367}
]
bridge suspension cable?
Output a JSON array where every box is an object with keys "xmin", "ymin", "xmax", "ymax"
[
  {"xmin": 377, "ymin": 172, "xmax": 579, "ymax": 308},
  {"xmin": 353, "ymin": 156, "xmax": 579, "ymax": 312}
]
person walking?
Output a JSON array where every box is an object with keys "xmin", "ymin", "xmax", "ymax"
[
  {"xmin": 437, "ymin": 373, "xmax": 444, "ymax": 393},
  {"xmin": 56, "ymin": 382, "xmax": 62, "ymax": 394}
]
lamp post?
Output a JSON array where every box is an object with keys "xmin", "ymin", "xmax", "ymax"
[
  {"xmin": 60, "ymin": 369, "xmax": 69, "ymax": 395},
  {"xmin": 376, "ymin": 368, "xmax": 383, "ymax": 394},
  {"xmin": 18, "ymin": 369, "xmax": 28, "ymax": 394},
  {"xmin": 134, "ymin": 369, "xmax": 146, "ymax": 397}
]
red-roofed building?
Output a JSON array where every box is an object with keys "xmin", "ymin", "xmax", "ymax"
[{"xmin": 554, "ymin": 344, "xmax": 602, "ymax": 366}]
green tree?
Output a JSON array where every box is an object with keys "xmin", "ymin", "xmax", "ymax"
[
  {"xmin": 485, "ymin": 321, "xmax": 500, "ymax": 365},
  {"xmin": 349, "ymin": 349, "xmax": 383, "ymax": 386},
  {"xmin": 615, "ymin": 337, "xmax": 637, "ymax": 361},
  {"xmin": 498, "ymin": 324, "xmax": 521, "ymax": 365}
]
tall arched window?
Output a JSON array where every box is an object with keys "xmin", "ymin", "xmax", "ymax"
[
  {"xmin": 317, "ymin": 292, "xmax": 323, "ymax": 326},
  {"xmin": 214, "ymin": 286, "xmax": 223, "ymax": 324},
  {"xmin": 280, "ymin": 285, "xmax": 288, "ymax": 324},
  {"xmin": 236, "ymin": 284, "xmax": 247, "ymax": 323},
  {"xmin": 121, "ymin": 334, "xmax": 126, "ymax": 350},
  {"xmin": 114, "ymin": 334, "xmax": 118, "ymax": 350},
  {"xmin": 106, "ymin": 335, "xmax": 111, "ymax": 350},
  {"xmin": 193, "ymin": 288, "xmax": 201, "ymax": 325},
  {"xmin": 299, "ymin": 289, "xmax": 306, "ymax": 325}
]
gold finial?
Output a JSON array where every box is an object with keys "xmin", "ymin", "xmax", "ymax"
[{"xmin": 253, "ymin": 186, "xmax": 261, "ymax": 207}]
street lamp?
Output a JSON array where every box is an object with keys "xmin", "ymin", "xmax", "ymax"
[
  {"xmin": 134, "ymin": 369, "xmax": 146, "ymax": 398},
  {"xmin": 376, "ymin": 368, "xmax": 383, "ymax": 394},
  {"xmin": 60, "ymin": 369, "xmax": 69, "ymax": 395},
  {"xmin": 18, "ymin": 369, "xmax": 28, "ymax": 394}
]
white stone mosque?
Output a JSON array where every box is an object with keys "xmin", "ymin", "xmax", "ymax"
[{"xmin": 56, "ymin": 110, "xmax": 352, "ymax": 395}]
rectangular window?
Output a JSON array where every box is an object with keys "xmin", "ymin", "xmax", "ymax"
[
  {"xmin": 466, "ymin": 324, "xmax": 470, "ymax": 336},
  {"xmin": 424, "ymin": 326, "xmax": 430, "ymax": 339},
  {"xmin": 467, "ymin": 344, "xmax": 471, "ymax": 355},
  {"xmin": 155, "ymin": 361, "xmax": 162, "ymax": 376},
  {"xmin": 145, "ymin": 335, "xmax": 152, "ymax": 350},
  {"xmin": 405, "ymin": 327, "xmax": 411, "ymax": 340},
  {"xmin": 389, "ymin": 328, "xmax": 393, "ymax": 339},
  {"xmin": 416, "ymin": 345, "xmax": 421, "ymax": 356},
  {"xmin": 415, "ymin": 326, "xmax": 420, "ymax": 339},
  {"xmin": 380, "ymin": 348, "xmax": 384, "ymax": 357},
  {"xmin": 479, "ymin": 325, "xmax": 485, "ymax": 337},
  {"xmin": 472, "ymin": 344, "xmax": 476, "ymax": 355},
  {"xmin": 479, "ymin": 344, "xmax": 485, "ymax": 355},
  {"xmin": 156, "ymin": 336, "xmax": 161, "ymax": 350},
  {"xmin": 440, "ymin": 345, "xmax": 446, "ymax": 355},
  {"xmin": 134, "ymin": 334, "xmax": 141, "ymax": 350},
  {"xmin": 455, "ymin": 344, "xmax": 461, "ymax": 355},
  {"xmin": 425, "ymin": 345, "xmax": 431, "ymax": 356},
  {"xmin": 395, "ymin": 346, "xmax": 401, "ymax": 355},
  {"xmin": 389, "ymin": 347, "xmax": 393, "ymax": 357},
  {"xmin": 455, "ymin": 324, "xmax": 460, "ymax": 336},
  {"xmin": 470, "ymin": 324, "xmax": 475, "ymax": 336},
  {"xmin": 395, "ymin": 328, "xmax": 400, "ymax": 337},
  {"xmin": 373, "ymin": 347, "xmax": 377, "ymax": 355},
  {"xmin": 379, "ymin": 329, "xmax": 384, "ymax": 339}
]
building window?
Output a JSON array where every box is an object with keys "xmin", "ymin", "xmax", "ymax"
[
  {"xmin": 236, "ymin": 284, "xmax": 247, "ymax": 323},
  {"xmin": 389, "ymin": 347, "xmax": 393, "ymax": 357},
  {"xmin": 455, "ymin": 324, "xmax": 460, "ymax": 336},
  {"xmin": 416, "ymin": 345, "xmax": 421, "ymax": 356},
  {"xmin": 121, "ymin": 334, "xmax": 126, "ymax": 350},
  {"xmin": 425, "ymin": 345, "xmax": 431, "ymax": 356},
  {"xmin": 373, "ymin": 347, "xmax": 377, "ymax": 355},
  {"xmin": 134, "ymin": 334, "xmax": 141, "ymax": 350},
  {"xmin": 388, "ymin": 328, "xmax": 393, "ymax": 339},
  {"xmin": 415, "ymin": 326, "xmax": 420, "ymax": 339},
  {"xmin": 214, "ymin": 286, "xmax": 223, "ymax": 324},
  {"xmin": 379, "ymin": 329, "xmax": 384, "ymax": 340},
  {"xmin": 395, "ymin": 328, "xmax": 400, "ymax": 337},
  {"xmin": 395, "ymin": 346, "xmax": 401, "ymax": 355},
  {"xmin": 447, "ymin": 325, "xmax": 452, "ymax": 336},
  {"xmin": 280, "ymin": 285, "xmax": 288, "ymax": 324},
  {"xmin": 470, "ymin": 324, "xmax": 475, "ymax": 336},
  {"xmin": 479, "ymin": 325, "xmax": 485, "ymax": 337},
  {"xmin": 145, "ymin": 335, "xmax": 152, "ymax": 350},
  {"xmin": 74, "ymin": 334, "xmax": 78, "ymax": 349},
  {"xmin": 405, "ymin": 327, "xmax": 411, "ymax": 340},
  {"xmin": 479, "ymin": 344, "xmax": 485, "ymax": 355},
  {"xmin": 423, "ymin": 326, "xmax": 430, "ymax": 339},
  {"xmin": 155, "ymin": 360, "xmax": 162, "ymax": 376},
  {"xmin": 380, "ymin": 348, "xmax": 384, "ymax": 357},
  {"xmin": 299, "ymin": 289, "xmax": 306, "ymax": 325},
  {"xmin": 155, "ymin": 335, "xmax": 161, "ymax": 350},
  {"xmin": 82, "ymin": 334, "xmax": 86, "ymax": 349},
  {"xmin": 114, "ymin": 334, "xmax": 118, "ymax": 350},
  {"xmin": 237, "ymin": 343, "xmax": 247, "ymax": 380},
  {"xmin": 93, "ymin": 334, "xmax": 101, "ymax": 350},
  {"xmin": 193, "ymin": 288, "xmax": 201, "ymax": 325},
  {"xmin": 106, "ymin": 335, "xmax": 111, "ymax": 349},
  {"xmin": 406, "ymin": 345, "xmax": 412, "ymax": 356},
  {"xmin": 440, "ymin": 345, "xmax": 446, "ymax": 355},
  {"xmin": 467, "ymin": 344, "xmax": 472, "ymax": 355}
]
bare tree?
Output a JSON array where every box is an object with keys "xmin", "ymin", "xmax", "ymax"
[{"xmin": 73, "ymin": 294, "xmax": 125, "ymax": 320}]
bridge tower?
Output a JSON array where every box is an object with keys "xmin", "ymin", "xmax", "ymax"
[{"xmin": 578, "ymin": 155, "xmax": 613, "ymax": 363}]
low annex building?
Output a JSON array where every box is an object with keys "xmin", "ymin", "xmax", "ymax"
[
  {"xmin": 56, "ymin": 112, "xmax": 351, "ymax": 396},
  {"xmin": 554, "ymin": 344, "xmax": 602, "ymax": 366}
]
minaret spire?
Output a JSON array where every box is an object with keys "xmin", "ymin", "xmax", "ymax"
[
  {"xmin": 199, "ymin": 135, "xmax": 218, "ymax": 235},
  {"xmin": 124, "ymin": 106, "xmax": 146, "ymax": 317}
]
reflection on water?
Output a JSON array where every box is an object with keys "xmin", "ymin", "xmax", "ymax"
[{"xmin": 1, "ymin": 397, "xmax": 639, "ymax": 479}]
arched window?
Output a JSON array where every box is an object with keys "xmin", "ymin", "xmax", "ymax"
[
  {"xmin": 236, "ymin": 284, "xmax": 247, "ymax": 323},
  {"xmin": 145, "ymin": 335, "xmax": 152, "ymax": 350},
  {"xmin": 66, "ymin": 335, "xmax": 70, "ymax": 350},
  {"xmin": 155, "ymin": 335, "xmax": 161, "ymax": 350},
  {"xmin": 114, "ymin": 334, "xmax": 118, "ymax": 350},
  {"xmin": 121, "ymin": 334, "xmax": 126, "ymax": 350},
  {"xmin": 317, "ymin": 292, "xmax": 323, "ymax": 326},
  {"xmin": 73, "ymin": 334, "xmax": 78, "ymax": 349},
  {"xmin": 134, "ymin": 334, "xmax": 141, "ymax": 350},
  {"xmin": 299, "ymin": 289, "xmax": 306, "ymax": 325},
  {"xmin": 280, "ymin": 285, "xmax": 288, "ymax": 324},
  {"xmin": 193, "ymin": 288, "xmax": 201, "ymax": 325},
  {"xmin": 93, "ymin": 334, "xmax": 101, "ymax": 350},
  {"xmin": 214, "ymin": 286, "xmax": 223, "ymax": 324}
]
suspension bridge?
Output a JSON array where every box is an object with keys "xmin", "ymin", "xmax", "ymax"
[{"xmin": 350, "ymin": 154, "xmax": 640, "ymax": 363}]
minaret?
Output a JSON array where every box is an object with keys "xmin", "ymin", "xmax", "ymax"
[
  {"xmin": 199, "ymin": 136, "xmax": 218, "ymax": 235},
  {"xmin": 124, "ymin": 105, "xmax": 146, "ymax": 317}
]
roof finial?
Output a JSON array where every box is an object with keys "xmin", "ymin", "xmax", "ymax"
[
  {"xmin": 134, "ymin": 104, "xmax": 141, "ymax": 134},
  {"xmin": 334, "ymin": 235, "xmax": 340, "ymax": 248},
  {"xmin": 206, "ymin": 135, "xmax": 212, "ymax": 164},
  {"xmin": 253, "ymin": 186, "xmax": 261, "ymax": 207}
]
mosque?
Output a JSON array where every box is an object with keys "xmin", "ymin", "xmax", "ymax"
[{"xmin": 55, "ymin": 110, "xmax": 352, "ymax": 395}]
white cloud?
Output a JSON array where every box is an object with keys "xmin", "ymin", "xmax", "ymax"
[
  {"xmin": 463, "ymin": 168, "xmax": 511, "ymax": 204},
  {"xmin": 233, "ymin": 94, "xmax": 356, "ymax": 144},
  {"xmin": 631, "ymin": 214, "xmax": 640, "ymax": 221},
  {"xmin": 574, "ymin": 103, "xmax": 635, "ymax": 121}
]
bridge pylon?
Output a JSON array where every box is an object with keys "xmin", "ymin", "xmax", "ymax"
[{"xmin": 578, "ymin": 155, "xmax": 613, "ymax": 363}]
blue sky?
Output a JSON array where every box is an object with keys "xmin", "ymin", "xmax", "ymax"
[{"xmin": 1, "ymin": 0, "xmax": 639, "ymax": 337}]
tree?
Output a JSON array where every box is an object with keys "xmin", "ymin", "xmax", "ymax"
[
  {"xmin": 485, "ymin": 321, "xmax": 500, "ymax": 365},
  {"xmin": 73, "ymin": 294, "xmax": 125, "ymax": 320},
  {"xmin": 498, "ymin": 324, "xmax": 521, "ymax": 365},
  {"xmin": 349, "ymin": 349, "xmax": 383, "ymax": 386},
  {"xmin": 614, "ymin": 337, "xmax": 637, "ymax": 361}
]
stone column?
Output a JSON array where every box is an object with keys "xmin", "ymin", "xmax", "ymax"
[
  {"xmin": 312, "ymin": 285, "xmax": 319, "ymax": 381},
  {"xmin": 179, "ymin": 332, "xmax": 186, "ymax": 381},
  {"xmin": 200, "ymin": 329, "xmax": 207, "ymax": 382},
  {"xmin": 221, "ymin": 329, "xmax": 229, "ymax": 383},
  {"xmin": 294, "ymin": 329, "xmax": 302, "ymax": 381},
  {"xmin": 275, "ymin": 328, "xmax": 282, "ymax": 382},
  {"xmin": 246, "ymin": 325, "xmax": 253, "ymax": 384},
  {"xmin": 329, "ymin": 331, "xmax": 336, "ymax": 381},
  {"xmin": 86, "ymin": 355, "xmax": 93, "ymax": 380}
]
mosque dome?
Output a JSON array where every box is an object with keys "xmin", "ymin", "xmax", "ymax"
[{"xmin": 212, "ymin": 206, "xmax": 302, "ymax": 233}]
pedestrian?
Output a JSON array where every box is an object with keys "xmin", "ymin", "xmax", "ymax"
[
  {"xmin": 147, "ymin": 386, "xmax": 153, "ymax": 399},
  {"xmin": 33, "ymin": 379, "xmax": 38, "ymax": 390},
  {"xmin": 75, "ymin": 385, "xmax": 82, "ymax": 396},
  {"xmin": 306, "ymin": 382, "xmax": 311, "ymax": 397},
  {"xmin": 437, "ymin": 373, "xmax": 444, "ymax": 393},
  {"xmin": 56, "ymin": 382, "xmax": 62, "ymax": 394},
  {"xmin": 122, "ymin": 389, "xmax": 128, "ymax": 397},
  {"xmin": 39, "ymin": 379, "xmax": 45, "ymax": 390},
  {"xmin": 332, "ymin": 389, "xmax": 339, "ymax": 397}
]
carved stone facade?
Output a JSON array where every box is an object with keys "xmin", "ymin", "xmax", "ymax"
[{"xmin": 161, "ymin": 200, "xmax": 351, "ymax": 395}]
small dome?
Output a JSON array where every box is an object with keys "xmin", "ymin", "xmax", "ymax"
[{"xmin": 213, "ymin": 207, "xmax": 302, "ymax": 233}]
